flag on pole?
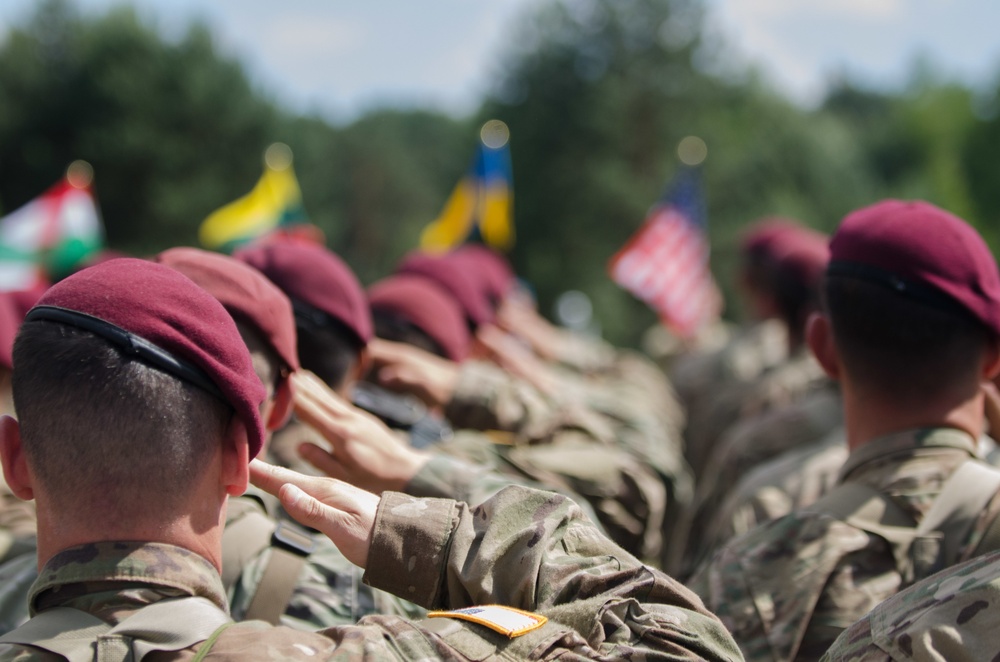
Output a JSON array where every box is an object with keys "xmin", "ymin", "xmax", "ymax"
[
  {"xmin": 420, "ymin": 120, "xmax": 514, "ymax": 253},
  {"xmin": 0, "ymin": 161, "xmax": 104, "ymax": 291},
  {"xmin": 607, "ymin": 166, "xmax": 722, "ymax": 338},
  {"xmin": 199, "ymin": 143, "xmax": 308, "ymax": 252}
]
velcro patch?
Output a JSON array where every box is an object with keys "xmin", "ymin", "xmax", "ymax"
[{"xmin": 427, "ymin": 605, "xmax": 547, "ymax": 637}]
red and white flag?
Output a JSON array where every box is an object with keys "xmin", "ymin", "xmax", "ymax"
[{"xmin": 608, "ymin": 168, "xmax": 721, "ymax": 338}]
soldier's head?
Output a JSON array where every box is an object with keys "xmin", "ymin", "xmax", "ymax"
[
  {"xmin": 0, "ymin": 259, "xmax": 265, "ymax": 549},
  {"xmin": 369, "ymin": 274, "xmax": 470, "ymax": 362},
  {"xmin": 156, "ymin": 247, "xmax": 299, "ymax": 438},
  {"xmin": 236, "ymin": 241, "xmax": 372, "ymax": 397},
  {"xmin": 396, "ymin": 251, "xmax": 495, "ymax": 332},
  {"xmin": 809, "ymin": 200, "xmax": 1000, "ymax": 411}
]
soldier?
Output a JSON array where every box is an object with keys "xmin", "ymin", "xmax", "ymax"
[
  {"xmin": 0, "ymin": 248, "xmax": 416, "ymax": 632},
  {"xmin": 0, "ymin": 258, "xmax": 741, "ymax": 660},
  {"xmin": 822, "ymin": 548, "xmax": 1000, "ymax": 661},
  {"xmin": 688, "ymin": 199, "xmax": 1000, "ymax": 661}
]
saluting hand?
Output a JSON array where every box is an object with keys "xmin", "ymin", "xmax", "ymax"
[
  {"xmin": 248, "ymin": 459, "xmax": 378, "ymax": 569},
  {"xmin": 367, "ymin": 338, "xmax": 459, "ymax": 408},
  {"xmin": 291, "ymin": 370, "xmax": 431, "ymax": 494}
]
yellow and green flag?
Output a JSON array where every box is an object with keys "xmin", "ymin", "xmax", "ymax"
[
  {"xmin": 421, "ymin": 120, "xmax": 514, "ymax": 253},
  {"xmin": 199, "ymin": 143, "xmax": 307, "ymax": 252}
]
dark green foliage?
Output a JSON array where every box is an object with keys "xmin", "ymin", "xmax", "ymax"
[{"xmin": 0, "ymin": 0, "xmax": 994, "ymax": 345}]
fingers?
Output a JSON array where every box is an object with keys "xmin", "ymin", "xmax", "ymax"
[
  {"xmin": 249, "ymin": 459, "xmax": 327, "ymax": 498},
  {"xmin": 298, "ymin": 442, "xmax": 351, "ymax": 483}
]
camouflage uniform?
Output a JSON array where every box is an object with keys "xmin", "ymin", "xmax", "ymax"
[
  {"xmin": 0, "ymin": 486, "xmax": 743, "ymax": 660},
  {"xmin": 822, "ymin": 549, "xmax": 1000, "ymax": 661},
  {"xmin": 0, "ymin": 487, "xmax": 422, "ymax": 634},
  {"xmin": 684, "ymin": 345, "xmax": 825, "ymax": 482},
  {"xmin": 428, "ymin": 358, "xmax": 677, "ymax": 566},
  {"xmin": 698, "ymin": 429, "xmax": 847, "ymax": 562},
  {"xmin": 688, "ymin": 427, "xmax": 1000, "ymax": 662},
  {"xmin": 681, "ymin": 385, "xmax": 843, "ymax": 568},
  {"xmin": 0, "ymin": 477, "xmax": 35, "ymax": 566}
]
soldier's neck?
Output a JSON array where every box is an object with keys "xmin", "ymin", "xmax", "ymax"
[{"xmin": 842, "ymin": 383, "xmax": 984, "ymax": 452}]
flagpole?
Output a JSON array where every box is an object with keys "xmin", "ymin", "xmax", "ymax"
[{"xmin": 66, "ymin": 160, "xmax": 93, "ymax": 189}]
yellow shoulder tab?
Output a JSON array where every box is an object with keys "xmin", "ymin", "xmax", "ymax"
[{"xmin": 427, "ymin": 605, "xmax": 547, "ymax": 638}]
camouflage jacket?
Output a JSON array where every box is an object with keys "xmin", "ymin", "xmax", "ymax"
[
  {"xmin": 695, "ymin": 429, "xmax": 847, "ymax": 567},
  {"xmin": 688, "ymin": 427, "xmax": 1000, "ymax": 662},
  {"xmin": 0, "ymin": 486, "xmax": 743, "ymax": 660},
  {"xmin": 683, "ymin": 347, "xmax": 827, "ymax": 482},
  {"xmin": 822, "ymin": 549, "xmax": 1000, "ymax": 661},
  {"xmin": 0, "ymin": 477, "xmax": 36, "ymax": 567},
  {"xmin": 0, "ymin": 489, "xmax": 421, "ymax": 635},
  {"xmin": 425, "ymin": 428, "xmax": 669, "ymax": 565},
  {"xmin": 682, "ymin": 386, "xmax": 843, "ymax": 568}
]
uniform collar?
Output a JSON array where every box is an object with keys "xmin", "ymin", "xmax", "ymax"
[
  {"xmin": 31, "ymin": 541, "xmax": 228, "ymax": 615},
  {"xmin": 838, "ymin": 426, "xmax": 977, "ymax": 483}
]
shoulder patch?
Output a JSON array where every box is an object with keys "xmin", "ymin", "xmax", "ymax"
[{"xmin": 427, "ymin": 605, "xmax": 547, "ymax": 637}]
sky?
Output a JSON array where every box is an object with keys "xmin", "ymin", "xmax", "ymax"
[{"xmin": 0, "ymin": 0, "xmax": 997, "ymax": 121}]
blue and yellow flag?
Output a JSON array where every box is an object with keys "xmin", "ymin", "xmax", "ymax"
[
  {"xmin": 199, "ymin": 143, "xmax": 307, "ymax": 252},
  {"xmin": 421, "ymin": 120, "xmax": 514, "ymax": 253}
]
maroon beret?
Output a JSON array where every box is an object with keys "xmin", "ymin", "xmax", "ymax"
[
  {"xmin": 448, "ymin": 245, "xmax": 515, "ymax": 307},
  {"xmin": 235, "ymin": 242, "xmax": 372, "ymax": 347},
  {"xmin": 396, "ymin": 251, "xmax": 494, "ymax": 327},
  {"xmin": 741, "ymin": 217, "xmax": 806, "ymax": 258},
  {"xmin": 0, "ymin": 293, "xmax": 22, "ymax": 371},
  {"xmin": 829, "ymin": 199, "xmax": 1000, "ymax": 335},
  {"xmin": 368, "ymin": 274, "xmax": 471, "ymax": 361},
  {"xmin": 772, "ymin": 228, "xmax": 830, "ymax": 288},
  {"xmin": 155, "ymin": 247, "xmax": 300, "ymax": 380},
  {"xmin": 29, "ymin": 258, "xmax": 267, "ymax": 457}
]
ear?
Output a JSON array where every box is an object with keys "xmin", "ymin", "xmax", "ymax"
[
  {"xmin": 266, "ymin": 375, "xmax": 295, "ymax": 431},
  {"xmin": 0, "ymin": 416, "xmax": 33, "ymax": 500},
  {"xmin": 806, "ymin": 312, "xmax": 841, "ymax": 381},
  {"xmin": 983, "ymin": 335, "xmax": 1000, "ymax": 382},
  {"xmin": 220, "ymin": 415, "xmax": 251, "ymax": 497}
]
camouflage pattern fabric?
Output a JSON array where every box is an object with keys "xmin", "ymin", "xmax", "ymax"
[
  {"xmin": 426, "ymin": 428, "xmax": 669, "ymax": 565},
  {"xmin": 687, "ymin": 427, "xmax": 1000, "ymax": 662},
  {"xmin": 684, "ymin": 347, "xmax": 826, "ymax": 482},
  {"xmin": 822, "ymin": 549, "xmax": 1000, "ymax": 661},
  {"xmin": 695, "ymin": 429, "xmax": 848, "ymax": 566},
  {"xmin": 681, "ymin": 386, "xmax": 843, "ymax": 569},
  {"xmin": 0, "ymin": 477, "xmax": 35, "ymax": 566},
  {"xmin": 0, "ymin": 486, "xmax": 744, "ymax": 660},
  {"xmin": 227, "ymin": 488, "xmax": 425, "ymax": 628},
  {"xmin": 0, "ymin": 489, "xmax": 423, "ymax": 635}
]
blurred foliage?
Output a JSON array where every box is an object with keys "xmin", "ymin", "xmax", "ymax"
[{"xmin": 0, "ymin": 0, "xmax": 997, "ymax": 345}]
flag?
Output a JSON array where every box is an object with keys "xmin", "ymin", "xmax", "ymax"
[
  {"xmin": 199, "ymin": 143, "xmax": 307, "ymax": 252},
  {"xmin": 420, "ymin": 120, "xmax": 514, "ymax": 252},
  {"xmin": 0, "ymin": 162, "xmax": 104, "ymax": 291},
  {"xmin": 607, "ymin": 166, "xmax": 722, "ymax": 338}
]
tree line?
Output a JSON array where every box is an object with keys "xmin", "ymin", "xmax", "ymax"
[{"xmin": 1, "ymin": 0, "xmax": 997, "ymax": 345}]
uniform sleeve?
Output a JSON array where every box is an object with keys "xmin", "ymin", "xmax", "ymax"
[
  {"xmin": 362, "ymin": 485, "xmax": 743, "ymax": 661},
  {"xmin": 443, "ymin": 360, "xmax": 562, "ymax": 436},
  {"xmin": 405, "ymin": 453, "xmax": 543, "ymax": 505},
  {"xmin": 820, "ymin": 615, "xmax": 890, "ymax": 662}
]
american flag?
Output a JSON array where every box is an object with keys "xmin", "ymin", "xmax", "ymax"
[{"xmin": 608, "ymin": 166, "xmax": 721, "ymax": 338}]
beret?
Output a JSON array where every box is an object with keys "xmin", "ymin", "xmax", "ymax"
[
  {"xmin": 448, "ymin": 244, "xmax": 516, "ymax": 307},
  {"xmin": 155, "ymin": 247, "xmax": 300, "ymax": 379},
  {"xmin": 235, "ymin": 241, "xmax": 372, "ymax": 347},
  {"xmin": 829, "ymin": 199, "xmax": 1000, "ymax": 335},
  {"xmin": 29, "ymin": 258, "xmax": 267, "ymax": 457},
  {"xmin": 396, "ymin": 251, "xmax": 494, "ymax": 327},
  {"xmin": 772, "ymin": 228, "xmax": 830, "ymax": 288},
  {"xmin": 368, "ymin": 274, "xmax": 471, "ymax": 361},
  {"xmin": 741, "ymin": 217, "xmax": 806, "ymax": 258}
]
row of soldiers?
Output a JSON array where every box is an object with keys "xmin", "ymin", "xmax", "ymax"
[{"xmin": 0, "ymin": 197, "xmax": 997, "ymax": 659}]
